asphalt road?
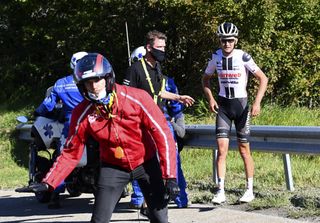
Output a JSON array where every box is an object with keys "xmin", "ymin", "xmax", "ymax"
[{"xmin": 0, "ymin": 190, "xmax": 308, "ymax": 223}]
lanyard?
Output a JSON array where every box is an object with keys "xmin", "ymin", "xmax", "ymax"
[
  {"xmin": 94, "ymin": 91, "xmax": 117, "ymax": 119},
  {"xmin": 94, "ymin": 92, "xmax": 124, "ymax": 159},
  {"xmin": 141, "ymin": 58, "xmax": 165, "ymax": 104}
]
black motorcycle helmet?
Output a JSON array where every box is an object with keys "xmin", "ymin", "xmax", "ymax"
[{"xmin": 74, "ymin": 53, "xmax": 115, "ymax": 102}]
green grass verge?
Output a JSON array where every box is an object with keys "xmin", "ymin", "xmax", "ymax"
[
  {"xmin": 0, "ymin": 105, "xmax": 33, "ymax": 188},
  {"xmin": 1, "ymin": 103, "xmax": 319, "ymax": 219}
]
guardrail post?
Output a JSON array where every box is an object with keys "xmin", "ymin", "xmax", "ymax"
[
  {"xmin": 212, "ymin": 148, "xmax": 218, "ymax": 184},
  {"xmin": 282, "ymin": 154, "xmax": 294, "ymax": 191}
]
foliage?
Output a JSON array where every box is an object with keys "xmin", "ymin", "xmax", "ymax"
[{"xmin": 0, "ymin": 0, "xmax": 319, "ymax": 107}]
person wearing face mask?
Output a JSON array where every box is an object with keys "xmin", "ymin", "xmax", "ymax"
[
  {"xmin": 28, "ymin": 53, "xmax": 180, "ymax": 223},
  {"xmin": 123, "ymin": 30, "xmax": 194, "ymax": 108}
]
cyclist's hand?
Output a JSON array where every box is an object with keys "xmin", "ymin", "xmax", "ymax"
[
  {"xmin": 209, "ymin": 100, "xmax": 219, "ymax": 114},
  {"xmin": 251, "ymin": 102, "xmax": 261, "ymax": 117}
]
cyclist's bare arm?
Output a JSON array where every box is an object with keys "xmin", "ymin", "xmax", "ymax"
[
  {"xmin": 252, "ymin": 69, "xmax": 268, "ymax": 116},
  {"xmin": 202, "ymin": 74, "xmax": 218, "ymax": 114}
]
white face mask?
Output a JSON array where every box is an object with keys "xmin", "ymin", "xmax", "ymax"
[{"xmin": 88, "ymin": 88, "xmax": 107, "ymax": 101}]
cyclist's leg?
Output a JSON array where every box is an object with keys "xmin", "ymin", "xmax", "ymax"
[
  {"xmin": 235, "ymin": 99, "xmax": 254, "ymax": 199},
  {"xmin": 238, "ymin": 142, "xmax": 254, "ymax": 179},
  {"xmin": 215, "ymin": 107, "xmax": 232, "ymax": 188},
  {"xmin": 235, "ymin": 100, "xmax": 253, "ymax": 179}
]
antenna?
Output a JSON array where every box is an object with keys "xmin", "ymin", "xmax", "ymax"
[{"xmin": 125, "ymin": 21, "xmax": 131, "ymax": 66}]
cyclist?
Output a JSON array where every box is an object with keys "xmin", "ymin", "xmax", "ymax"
[{"xmin": 202, "ymin": 22, "xmax": 268, "ymax": 204}]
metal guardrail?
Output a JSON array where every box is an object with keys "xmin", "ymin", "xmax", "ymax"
[
  {"xmin": 16, "ymin": 123, "xmax": 320, "ymax": 191},
  {"xmin": 184, "ymin": 125, "xmax": 320, "ymax": 191}
]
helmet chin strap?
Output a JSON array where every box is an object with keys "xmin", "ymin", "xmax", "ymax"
[{"xmin": 88, "ymin": 89, "xmax": 107, "ymax": 101}]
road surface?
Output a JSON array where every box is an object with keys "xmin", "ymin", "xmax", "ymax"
[{"xmin": 0, "ymin": 190, "xmax": 308, "ymax": 223}]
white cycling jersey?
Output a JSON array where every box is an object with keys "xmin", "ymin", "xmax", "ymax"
[{"xmin": 205, "ymin": 49, "xmax": 260, "ymax": 99}]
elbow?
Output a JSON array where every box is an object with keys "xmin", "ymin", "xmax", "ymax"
[
  {"xmin": 202, "ymin": 75, "xmax": 211, "ymax": 90},
  {"xmin": 263, "ymin": 76, "xmax": 269, "ymax": 89}
]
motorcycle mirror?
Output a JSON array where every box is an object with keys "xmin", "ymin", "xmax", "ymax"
[{"xmin": 16, "ymin": 116, "xmax": 28, "ymax": 123}]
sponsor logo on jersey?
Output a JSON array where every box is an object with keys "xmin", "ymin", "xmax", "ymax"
[
  {"xmin": 221, "ymin": 81, "xmax": 239, "ymax": 84},
  {"xmin": 219, "ymin": 73, "xmax": 241, "ymax": 78},
  {"xmin": 245, "ymin": 111, "xmax": 251, "ymax": 134}
]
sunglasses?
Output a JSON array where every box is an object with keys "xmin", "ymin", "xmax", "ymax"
[{"xmin": 221, "ymin": 39, "xmax": 235, "ymax": 44}]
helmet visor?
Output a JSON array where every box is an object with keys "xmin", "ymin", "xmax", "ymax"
[{"xmin": 74, "ymin": 54, "xmax": 113, "ymax": 83}]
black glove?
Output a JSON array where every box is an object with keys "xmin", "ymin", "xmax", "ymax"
[
  {"xmin": 15, "ymin": 183, "xmax": 49, "ymax": 193},
  {"xmin": 15, "ymin": 185, "xmax": 35, "ymax": 193},
  {"xmin": 29, "ymin": 182, "xmax": 49, "ymax": 192},
  {"xmin": 164, "ymin": 179, "xmax": 180, "ymax": 202}
]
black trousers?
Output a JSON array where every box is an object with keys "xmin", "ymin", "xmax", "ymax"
[{"xmin": 91, "ymin": 156, "xmax": 168, "ymax": 223}]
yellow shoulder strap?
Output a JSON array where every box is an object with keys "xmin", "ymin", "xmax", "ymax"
[{"xmin": 141, "ymin": 58, "xmax": 159, "ymax": 103}]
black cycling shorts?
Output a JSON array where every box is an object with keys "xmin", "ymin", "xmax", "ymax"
[{"xmin": 215, "ymin": 96, "xmax": 250, "ymax": 143}]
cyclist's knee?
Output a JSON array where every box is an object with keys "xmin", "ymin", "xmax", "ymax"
[{"xmin": 238, "ymin": 142, "xmax": 251, "ymax": 158}]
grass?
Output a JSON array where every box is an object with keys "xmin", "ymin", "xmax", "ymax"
[
  {"xmin": 0, "ymin": 105, "xmax": 33, "ymax": 188},
  {"xmin": 0, "ymin": 103, "xmax": 320, "ymax": 219},
  {"xmin": 186, "ymin": 103, "xmax": 320, "ymax": 126},
  {"xmin": 253, "ymin": 104, "xmax": 320, "ymax": 126}
]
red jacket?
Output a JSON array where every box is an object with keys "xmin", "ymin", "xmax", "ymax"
[{"xmin": 43, "ymin": 84, "xmax": 177, "ymax": 189}]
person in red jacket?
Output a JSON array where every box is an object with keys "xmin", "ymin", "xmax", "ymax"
[{"xmin": 30, "ymin": 53, "xmax": 179, "ymax": 223}]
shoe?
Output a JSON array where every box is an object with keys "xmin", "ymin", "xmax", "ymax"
[
  {"xmin": 175, "ymin": 197, "xmax": 189, "ymax": 208},
  {"xmin": 176, "ymin": 203, "xmax": 188, "ymax": 208},
  {"xmin": 212, "ymin": 190, "xmax": 226, "ymax": 204},
  {"xmin": 139, "ymin": 206, "xmax": 150, "ymax": 219},
  {"xmin": 48, "ymin": 192, "xmax": 61, "ymax": 209},
  {"xmin": 239, "ymin": 190, "xmax": 255, "ymax": 203}
]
